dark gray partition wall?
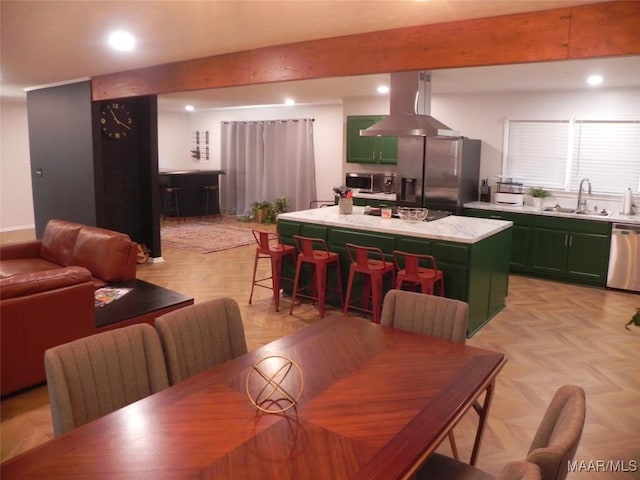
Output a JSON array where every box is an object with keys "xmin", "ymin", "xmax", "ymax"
[
  {"xmin": 27, "ymin": 81, "xmax": 97, "ymax": 234},
  {"xmin": 26, "ymin": 80, "xmax": 162, "ymax": 257}
]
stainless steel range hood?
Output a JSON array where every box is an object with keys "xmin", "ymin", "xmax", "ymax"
[{"xmin": 360, "ymin": 71, "xmax": 458, "ymax": 137}]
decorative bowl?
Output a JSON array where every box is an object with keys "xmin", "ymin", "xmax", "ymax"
[{"xmin": 397, "ymin": 207, "xmax": 428, "ymax": 222}]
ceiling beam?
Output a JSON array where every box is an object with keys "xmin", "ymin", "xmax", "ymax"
[{"xmin": 91, "ymin": 1, "xmax": 640, "ymax": 101}]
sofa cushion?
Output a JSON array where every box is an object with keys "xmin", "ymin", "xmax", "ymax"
[
  {"xmin": 0, "ymin": 258, "xmax": 62, "ymax": 279},
  {"xmin": 0, "ymin": 266, "xmax": 92, "ymax": 300},
  {"xmin": 72, "ymin": 226, "xmax": 134, "ymax": 283},
  {"xmin": 40, "ymin": 220, "xmax": 82, "ymax": 266}
]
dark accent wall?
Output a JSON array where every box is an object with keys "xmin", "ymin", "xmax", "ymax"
[
  {"xmin": 27, "ymin": 81, "xmax": 162, "ymax": 257},
  {"xmin": 93, "ymin": 96, "xmax": 161, "ymax": 257}
]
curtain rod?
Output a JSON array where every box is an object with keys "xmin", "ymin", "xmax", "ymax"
[{"xmin": 222, "ymin": 118, "xmax": 314, "ymax": 125}]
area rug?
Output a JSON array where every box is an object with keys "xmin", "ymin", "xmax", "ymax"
[{"xmin": 161, "ymin": 222, "xmax": 255, "ymax": 254}]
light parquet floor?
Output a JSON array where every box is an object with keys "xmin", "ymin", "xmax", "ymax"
[{"xmin": 2, "ymin": 219, "xmax": 639, "ymax": 479}]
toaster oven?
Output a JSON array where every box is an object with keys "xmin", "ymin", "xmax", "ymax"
[{"xmin": 345, "ymin": 173, "xmax": 385, "ymax": 193}]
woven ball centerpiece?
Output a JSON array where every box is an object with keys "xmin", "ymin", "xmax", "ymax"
[{"xmin": 246, "ymin": 355, "xmax": 304, "ymax": 414}]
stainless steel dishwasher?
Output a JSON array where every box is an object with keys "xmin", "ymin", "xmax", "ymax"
[{"xmin": 607, "ymin": 223, "xmax": 640, "ymax": 292}]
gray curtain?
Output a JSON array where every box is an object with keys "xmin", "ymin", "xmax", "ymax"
[{"xmin": 220, "ymin": 118, "xmax": 317, "ymax": 215}]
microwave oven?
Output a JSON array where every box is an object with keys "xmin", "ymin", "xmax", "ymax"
[{"xmin": 345, "ymin": 173, "xmax": 385, "ymax": 193}]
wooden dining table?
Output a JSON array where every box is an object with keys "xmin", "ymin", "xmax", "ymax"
[{"xmin": 1, "ymin": 315, "xmax": 506, "ymax": 480}]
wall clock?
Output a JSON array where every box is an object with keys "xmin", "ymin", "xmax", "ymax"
[{"xmin": 100, "ymin": 102, "xmax": 133, "ymax": 139}]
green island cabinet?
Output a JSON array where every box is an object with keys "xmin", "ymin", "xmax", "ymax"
[
  {"xmin": 464, "ymin": 210, "xmax": 531, "ymax": 272},
  {"xmin": 277, "ymin": 218, "xmax": 511, "ymax": 337},
  {"xmin": 346, "ymin": 116, "xmax": 397, "ymax": 164},
  {"xmin": 464, "ymin": 209, "xmax": 611, "ymax": 286}
]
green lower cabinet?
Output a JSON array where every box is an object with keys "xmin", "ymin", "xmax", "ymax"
[
  {"xmin": 530, "ymin": 228, "xmax": 568, "ymax": 275},
  {"xmin": 530, "ymin": 228, "xmax": 610, "ymax": 284},
  {"xmin": 565, "ymin": 232, "xmax": 610, "ymax": 282},
  {"xmin": 465, "ymin": 208, "xmax": 612, "ymax": 287}
]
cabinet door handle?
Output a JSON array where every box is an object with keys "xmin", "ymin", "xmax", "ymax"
[
  {"xmin": 564, "ymin": 234, "xmax": 568, "ymax": 247},
  {"xmin": 372, "ymin": 152, "xmax": 375, "ymax": 161},
  {"xmin": 569, "ymin": 234, "xmax": 573, "ymax": 247},
  {"xmin": 379, "ymin": 152, "xmax": 383, "ymax": 161}
]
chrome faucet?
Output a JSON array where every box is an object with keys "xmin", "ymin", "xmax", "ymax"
[{"xmin": 577, "ymin": 178, "xmax": 591, "ymax": 212}]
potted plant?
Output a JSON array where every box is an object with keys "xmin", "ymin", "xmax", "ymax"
[
  {"xmin": 528, "ymin": 186, "xmax": 550, "ymax": 209},
  {"xmin": 265, "ymin": 195, "xmax": 289, "ymax": 223},
  {"xmin": 251, "ymin": 201, "xmax": 272, "ymax": 224}
]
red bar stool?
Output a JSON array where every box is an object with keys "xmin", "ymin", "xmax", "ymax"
[
  {"xmin": 393, "ymin": 250, "xmax": 445, "ymax": 296},
  {"xmin": 289, "ymin": 235, "xmax": 343, "ymax": 318},
  {"xmin": 249, "ymin": 230, "xmax": 296, "ymax": 312},
  {"xmin": 344, "ymin": 243, "xmax": 395, "ymax": 324}
]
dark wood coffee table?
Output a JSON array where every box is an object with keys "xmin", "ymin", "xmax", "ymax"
[{"xmin": 94, "ymin": 279, "xmax": 193, "ymax": 332}]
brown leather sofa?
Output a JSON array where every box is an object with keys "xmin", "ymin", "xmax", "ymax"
[{"xmin": 0, "ymin": 219, "xmax": 138, "ymax": 396}]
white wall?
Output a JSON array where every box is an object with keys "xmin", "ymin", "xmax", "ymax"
[
  {"xmin": 157, "ymin": 110, "xmax": 191, "ymax": 169},
  {"xmin": 432, "ymin": 87, "xmax": 640, "ymax": 211},
  {"xmin": 2, "ymin": 87, "xmax": 638, "ymax": 230},
  {"xmin": 0, "ymin": 97, "xmax": 34, "ymax": 230},
  {"xmin": 159, "ymin": 102, "xmax": 345, "ymax": 207},
  {"xmin": 433, "ymin": 87, "xmax": 640, "ymax": 183}
]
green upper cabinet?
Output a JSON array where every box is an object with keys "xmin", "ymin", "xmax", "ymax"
[{"xmin": 346, "ymin": 116, "xmax": 397, "ymax": 164}]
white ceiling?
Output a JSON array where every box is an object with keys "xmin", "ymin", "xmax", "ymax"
[{"xmin": 2, "ymin": 0, "xmax": 638, "ymax": 109}]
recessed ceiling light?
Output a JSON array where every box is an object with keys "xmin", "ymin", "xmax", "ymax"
[
  {"xmin": 586, "ymin": 75, "xmax": 603, "ymax": 86},
  {"xmin": 377, "ymin": 85, "xmax": 390, "ymax": 94},
  {"xmin": 284, "ymin": 98, "xmax": 295, "ymax": 105},
  {"xmin": 185, "ymin": 105, "xmax": 195, "ymax": 112},
  {"xmin": 108, "ymin": 31, "xmax": 136, "ymax": 52}
]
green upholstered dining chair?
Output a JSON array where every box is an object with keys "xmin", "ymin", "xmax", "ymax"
[
  {"xmin": 417, "ymin": 385, "xmax": 586, "ymax": 480},
  {"xmin": 380, "ymin": 289, "xmax": 469, "ymax": 459},
  {"xmin": 44, "ymin": 323, "xmax": 169, "ymax": 437},
  {"xmin": 155, "ymin": 297, "xmax": 248, "ymax": 385}
]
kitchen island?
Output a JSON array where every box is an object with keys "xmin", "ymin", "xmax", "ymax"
[{"xmin": 277, "ymin": 206, "xmax": 512, "ymax": 336}]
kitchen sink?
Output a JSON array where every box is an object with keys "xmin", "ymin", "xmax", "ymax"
[
  {"xmin": 542, "ymin": 206, "xmax": 612, "ymax": 217},
  {"xmin": 574, "ymin": 210, "xmax": 612, "ymax": 217},
  {"xmin": 543, "ymin": 206, "xmax": 577, "ymax": 213}
]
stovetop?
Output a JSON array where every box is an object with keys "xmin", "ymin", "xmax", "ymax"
[{"xmin": 365, "ymin": 207, "xmax": 452, "ymax": 222}]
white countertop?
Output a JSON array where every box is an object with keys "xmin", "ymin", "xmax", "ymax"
[
  {"xmin": 278, "ymin": 205, "xmax": 512, "ymax": 244},
  {"xmin": 464, "ymin": 201, "xmax": 640, "ymax": 225}
]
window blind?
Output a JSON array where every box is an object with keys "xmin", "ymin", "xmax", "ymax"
[
  {"xmin": 505, "ymin": 120, "xmax": 569, "ymax": 189},
  {"xmin": 505, "ymin": 118, "xmax": 640, "ymax": 194}
]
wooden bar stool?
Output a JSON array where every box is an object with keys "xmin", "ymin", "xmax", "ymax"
[
  {"xmin": 200, "ymin": 185, "xmax": 219, "ymax": 219},
  {"xmin": 289, "ymin": 235, "xmax": 343, "ymax": 318},
  {"xmin": 162, "ymin": 186, "xmax": 182, "ymax": 222},
  {"xmin": 393, "ymin": 250, "xmax": 445, "ymax": 296},
  {"xmin": 344, "ymin": 243, "xmax": 395, "ymax": 324},
  {"xmin": 249, "ymin": 230, "xmax": 296, "ymax": 312}
]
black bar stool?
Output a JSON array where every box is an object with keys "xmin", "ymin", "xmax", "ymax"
[
  {"xmin": 162, "ymin": 186, "xmax": 182, "ymax": 222},
  {"xmin": 201, "ymin": 185, "xmax": 219, "ymax": 219}
]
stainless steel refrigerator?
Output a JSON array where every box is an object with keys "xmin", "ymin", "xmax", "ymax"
[{"xmin": 396, "ymin": 136, "xmax": 481, "ymax": 214}]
